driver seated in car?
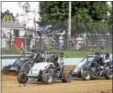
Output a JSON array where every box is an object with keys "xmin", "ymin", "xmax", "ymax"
[
  {"xmin": 99, "ymin": 53, "xmax": 110, "ymax": 69},
  {"xmin": 109, "ymin": 58, "xmax": 113, "ymax": 67},
  {"xmin": 98, "ymin": 56, "xmax": 104, "ymax": 69},
  {"xmin": 94, "ymin": 52, "xmax": 104, "ymax": 69},
  {"xmin": 104, "ymin": 53, "xmax": 110, "ymax": 64}
]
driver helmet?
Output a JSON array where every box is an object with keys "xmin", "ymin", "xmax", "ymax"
[
  {"xmin": 31, "ymin": 48, "xmax": 36, "ymax": 53},
  {"xmin": 105, "ymin": 53, "xmax": 109, "ymax": 59},
  {"xmin": 95, "ymin": 52, "xmax": 101, "ymax": 61},
  {"xmin": 60, "ymin": 52, "xmax": 64, "ymax": 57},
  {"xmin": 95, "ymin": 52, "xmax": 100, "ymax": 55}
]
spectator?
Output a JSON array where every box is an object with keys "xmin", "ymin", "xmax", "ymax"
[
  {"xmin": 59, "ymin": 35, "xmax": 64, "ymax": 50},
  {"xmin": 75, "ymin": 35, "xmax": 83, "ymax": 50},
  {"xmin": 81, "ymin": 32, "xmax": 87, "ymax": 44},
  {"xmin": 72, "ymin": 37, "xmax": 76, "ymax": 48},
  {"xmin": 83, "ymin": 32, "xmax": 87, "ymax": 39},
  {"xmin": 76, "ymin": 35, "xmax": 82, "ymax": 44}
]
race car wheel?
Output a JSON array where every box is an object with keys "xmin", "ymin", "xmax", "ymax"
[
  {"xmin": 62, "ymin": 71, "xmax": 72, "ymax": 83},
  {"xmin": 17, "ymin": 72, "xmax": 28, "ymax": 84},
  {"xmin": 42, "ymin": 73, "xmax": 53, "ymax": 84},
  {"xmin": 104, "ymin": 69, "xmax": 112, "ymax": 79},
  {"xmin": 81, "ymin": 71, "xmax": 91, "ymax": 80}
]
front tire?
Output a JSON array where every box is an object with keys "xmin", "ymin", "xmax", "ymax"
[
  {"xmin": 19, "ymin": 61, "xmax": 33, "ymax": 73},
  {"xmin": 42, "ymin": 73, "xmax": 53, "ymax": 84},
  {"xmin": 62, "ymin": 72, "xmax": 72, "ymax": 83},
  {"xmin": 81, "ymin": 71, "xmax": 91, "ymax": 80},
  {"xmin": 17, "ymin": 72, "xmax": 28, "ymax": 84},
  {"xmin": 104, "ymin": 69, "xmax": 112, "ymax": 79}
]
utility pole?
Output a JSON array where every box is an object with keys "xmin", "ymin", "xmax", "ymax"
[
  {"xmin": 32, "ymin": 9, "xmax": 38, "ymax": 52},
  {"xmin": 18, "ymin": 2, "xmax": 30, "ymax": 54},
  {"xmin": 33, "ymin": 17, "xmax": 38, "ymax": 52},
  {"xmin": 66, "ymin": 1, "xmax": 71, "ymax": 57},
  {"xmin": 68, "ymin": 1, "xmax": 71, "ymax": 38}
]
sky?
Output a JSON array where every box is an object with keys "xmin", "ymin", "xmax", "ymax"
[
  {"xmin": 2, "ymin": 2, "xmax": 112, "ymax": 28},
  {"xmin": 2, "ymin": 2, "xmax": 40, "ymax": 28}
]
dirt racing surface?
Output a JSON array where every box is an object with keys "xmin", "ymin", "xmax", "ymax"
[{"xmin": 2, "ymin": 74, "xmax": 112, "ymax": 93}]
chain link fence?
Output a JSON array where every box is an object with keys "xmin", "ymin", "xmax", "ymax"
[
  {"xmin": 1, "ymin": 34, "xmax": 112, "ymax": 54},
  {"xmin": 1, "ymin": 22, "xmax": 112, "ymax": 55}
]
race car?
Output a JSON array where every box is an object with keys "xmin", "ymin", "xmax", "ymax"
[
  {"xmin": 72, "ymin": 52, "xmax": 112, "ymax": 78},
  {"xmin": 17, "ymin": 52, "xmax": 72, "ymax": 84}
]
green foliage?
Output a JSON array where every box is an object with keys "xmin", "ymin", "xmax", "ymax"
[
  {"xmin": 39, "ymin": 1, "xmax": 69, "ymax": 31},
  {"xmin": 1, "ymin": 10, "xmax": 15, "ymax": 21},
  {"xmin": 39, "ymin": 2, "xmax": 111, "ymax": 35}
]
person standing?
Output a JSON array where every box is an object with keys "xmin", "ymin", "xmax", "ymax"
[
  {"xmin": 75, "ymin": 35, "xmax": 82, "ymax": 50},
  {"xmin": 59, "ymin": 35, "xmax": 64, "ymax": 50},
  {"xmin": 72, "ymin": 37, "xmax": 76, "ymax": 48},
  {"xmin": 81, "ymin": 32, "xmax": 87, "ymax": 45}
]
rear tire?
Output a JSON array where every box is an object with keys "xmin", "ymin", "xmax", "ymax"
[
  {"xmin": 42, "ymin": 73, "xmax": 53, "ymax": 84},
  {"xmin": 3, "ymin": 69, "xmax": 10, "ymax": 75},
  {"xmin": 19, "ymin": 61, "xmax": 33, "ymax": 73},
  {"xmin": 2, "ymin": 66, "xmax": 10, "ymax": 75},
  {"xmin": 104, "ymin": 69, "xmax": 112, "ymax": 79},
  {"xmin": 62, "ymin": 72, "xmax": 72, "ymax": 83},
  {"xmin": 17, "ymin": 72, "xmax": 28, "ymax": 84}
]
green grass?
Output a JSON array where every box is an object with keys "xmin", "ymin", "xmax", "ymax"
[
  {"xmin": 46, "ymin": 49, "xmax": 112, "ymax": 58},
  {"xmin": 2, "ymin": 49, "xmax": 21, "ymax": 55},
  {"xmin": 2, "ymin": 48, "xmax": 112, "ymax": 58},
  {"xmin": 64, "ymin": 51, "xmax": 90, "ymax": 58},
  {"xmin": 64, "ymin": 50, "xmax": 112, "ymax": 58}
]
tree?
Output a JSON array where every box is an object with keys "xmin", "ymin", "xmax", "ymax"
[
  {"xmin": 39, "ymin": 1, "xmax": 69, "ymax": 32},
  {"xmin": 39, "ymin": 1, "xmax": 111, "ymax": 35},
  {"xmin": 1, "ymin": 10, "xmax": 15, "ymax": 21},
  {"xmin": 18, "ymin": 2, "xmax": 30, "ymax": 13}
]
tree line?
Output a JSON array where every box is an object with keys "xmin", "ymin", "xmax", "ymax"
[
  {"xmin": 39, "ymin": 1, "xmax": 112, "ymax": 35},
  {"xmin": 1, "ymin": 2, "xmax": 112, "ymax": 35}
]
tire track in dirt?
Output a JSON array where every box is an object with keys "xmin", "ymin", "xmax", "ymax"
[{"xmin": 2, "ymin": 79, "xmax": 112, "ymax": 93}]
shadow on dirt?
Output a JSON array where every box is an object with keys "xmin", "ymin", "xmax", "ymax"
[
  {"xmin": 72, "ymin": 77, "xmax": 112, "ymax": 81},
  {"xmin": 27, "ymin": 80, "xmax": 68, "ymax": 86}
]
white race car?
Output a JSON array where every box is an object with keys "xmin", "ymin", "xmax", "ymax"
[{"xmin": 17, "ymin": 52, "xmax": 72, "ymax": 84}]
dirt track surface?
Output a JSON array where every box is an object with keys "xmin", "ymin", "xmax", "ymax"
[{"xmin": 2, "ymin": 75, "xmax": 112, "ymax": 93}]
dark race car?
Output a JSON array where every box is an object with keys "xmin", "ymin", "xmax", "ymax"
[
  {"xmin": 2, "ymin": 49, "xmax": 41, "ymax": 74},
  {"xmin": 3, "ymin": 56, "xmax": 26, "ymax": 74},
  {"xmin": 72, "ymin": 52, "xmax": 112, "ymax": 79},
  {"xmin": 81, "ymin": 53, "xmax": 113, "ymax": 80}
]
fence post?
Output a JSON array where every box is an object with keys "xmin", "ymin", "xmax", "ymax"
[
  {"xmin": 9, "ymin": 29, "xmax": 12, "ymax": 49},
  {"xmin": 107, "ymin": 35, "xmax": 109, "ymax": 49},
  {"xmin": 86, "ymin": 34, "xmax": 88, "ymax": 50},
  {"xmin": 98, "ymin": 34, "xmax": 100, "ymax": 49}
]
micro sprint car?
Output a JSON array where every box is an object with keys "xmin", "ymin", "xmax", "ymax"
[
  {"xmin": 17, "ymin": 52, "xmax": 72, "ymax": 84},
  {"xmin": 72, "ymin": 54, "xmax": 96, "ymax": 78},
  {"xmin": 72, "ymin": 52, "xmax": 112, "ymax": 79},
  {"xmin": 2, "ymin": 58, "xmax": 25, "ymax": 74},
  {"xmin": 81, "ymin": 53, "xmax": 112, "ymax": 80},
  {"xmin": 2, "ymin": 49, "xmax": 42, "ymax": 74}
]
